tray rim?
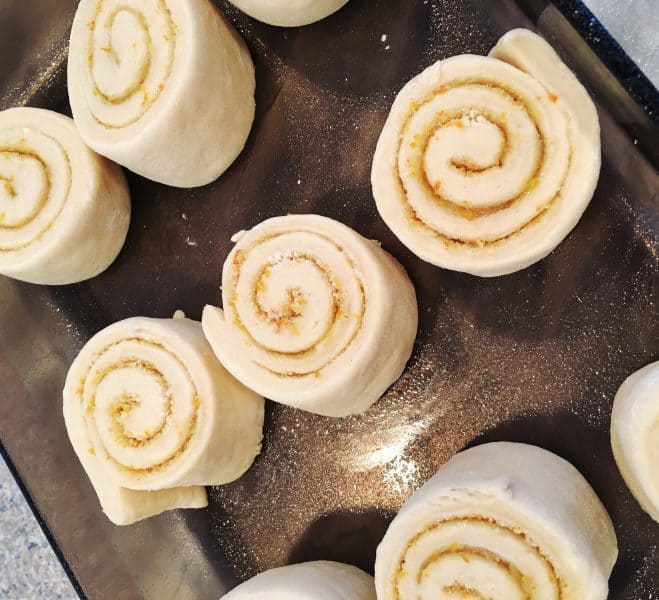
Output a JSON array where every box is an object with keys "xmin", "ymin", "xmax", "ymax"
[{"xmin": 1, "ymin": 0, "xmax": 657, "ymax": 598}]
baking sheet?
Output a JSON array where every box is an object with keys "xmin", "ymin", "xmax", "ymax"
[{"xmin": 0, "ymin": 0, "xmax": 657, "ymax": 598}]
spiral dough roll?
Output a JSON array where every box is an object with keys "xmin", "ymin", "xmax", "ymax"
[
  {"xmin": 0, "ymin": 107, "xmax": 129, "ymax": 285},
  {"xmin": 63, "ymin": 314, "xmax": 264, "ymax": 525},
  {"xmin": 375, "ymin": 442, "xmax": 617, "ymax": 600},
  {"xmin": 371, "ymin": 28, "xmax": 600, "ymax": 276},
  {"xmin": 228, "ymin": 0, "xmax": 349, "ymax": 27},
  {"xmin": 68, "ymin": 0, "xmax": 255, "ymax": 187},
  {"xmin": 202, "ymin": 215, "xmax": 418, "ymax": 417},
  {"xmin": 222, "ymin": 561, "xmax": 376, "ymax": 599},
  {"xmin": 611, "ymin": 361, "xmax": 659, "ymax": 522}
]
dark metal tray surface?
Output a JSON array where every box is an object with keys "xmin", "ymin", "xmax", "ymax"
[{"xmin": 0, "ymin": 0, "xmax": 657, "ymax": 598}]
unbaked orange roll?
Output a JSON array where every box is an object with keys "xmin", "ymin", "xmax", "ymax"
[
  {"xmin": 375, "ymin": 442, "xmax": 617, "ymax": 600},
  {"xmin": 63, "ymin": 314, "xmax": 264, "ymax": 525},
  {"xmin": 202, "ymin": 214, "xmax": 418, "ymax": 417},
  {"xmin": 228, "ymin": 0, "xmax": 349, "ymax": 26},
  {"xmin": 67, "ymin": 0, "xmax": 255, "ymax": 187},
  {"xmin": 222, "ymin": 561, "xmax": 376, "ymax": 599},
  {"xmin": 611, "ymin": 361, "xmax": 659, "ymax": 522},
  {"xmin": 372, "ymin": 29, "xmax": 600, "ymax": 276},
  {"xmin": 0, "ymin": 107, "xmax": 130, "ymax": 284}
]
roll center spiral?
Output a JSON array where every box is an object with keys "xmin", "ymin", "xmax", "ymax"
[
  {"xmin": 86, "ymin": 0, "xmax": 176, "ymax": 128},
  {"xmin": 394, "ymin": 518, "xmax": 562, "ymax": 600},
  {"xmin": 226, "ymin": 230, "xmax": 367, "ymax": 377},
  {"xmin": 399, "ymin": 84, "xmax": 544, "ymax": 214},
  {"xmin": 92, "ymin": 8, "xmax": 151, "ymax": 102},
  {"xmin": 418, "ymin": 546, "xmax": 530, "ymax": 600},
  {"xmin": 103, "ymin": 367, "xmax": 168, "ymax": 445},
  {"xmin": 0, "ymin": 150, "xmax": 49, "ymax": 228},
  {"xmin": 386, "ymin": 62, "xmax": 571, "ymax": 246},
  {"xmin": 425, "ymin": 115, "xmax": 505, "ymax": 176},
  {"xmin": 82, "ymin": 340, "xmax": 199, "ymax": 472},
  {"xmin": 0, "ymin": 128, "xmax": 71, "ymax": 253},
  {"xmin": 245, "ymin": 253, "xmax": 338, "ymax": 354}
]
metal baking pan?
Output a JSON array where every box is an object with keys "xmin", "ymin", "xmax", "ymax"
[{"xmin": 0, "ymin": 0, "xmax": 657, "ymax": 598}]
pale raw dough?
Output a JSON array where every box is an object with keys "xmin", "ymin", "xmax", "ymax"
[
  {"xmin": 228, "ymin": 0, "xmax": 349, "ymax": 26},
  {"xmin": 611, "ymin": 361, "xmax": 659, "ymax": 522},
  {"xmin": 375, "ymin": 442, "xmax": 617, "ymax": 600},
  {"xmin": 67, "ymin": 0, "xmax": 255, "ymax": 187},
  {"xmin": 202, "ymin": 214, "xmax": 418, "ymax": 417},
  {"xmin": 0, "ymin": 107, "xmax": 130, "ymax": 285},
  {"xmin": 63, "ymin": 316, "xmax": 265, "ymax": 525},
  {"xmin": 222, "ymin": 561, "xmax": 376, "ymax": 599},
  {"xmin": 371, "ymin": 28, "xmax": 600, "ymax": 277}
]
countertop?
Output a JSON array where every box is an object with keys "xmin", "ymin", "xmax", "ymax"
[
  {"xmin": 0, "ymin": 1, "xmax": 656, "ymax": 598},
  {"xmin": 0, "ymin": 459, "xmax": 76, "ymax": 599},
  {"xmin": 587, "ymin": 0, "xmax": 658, "ymax": 85}
]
